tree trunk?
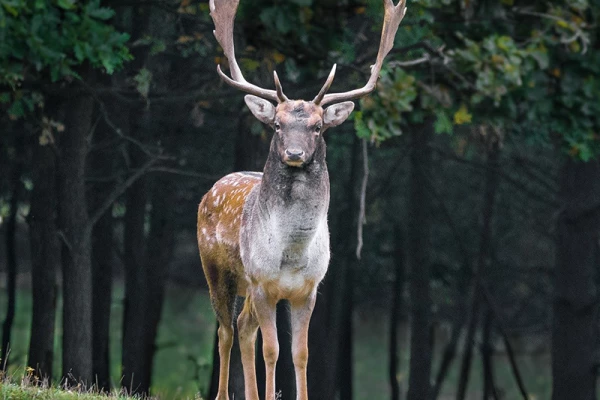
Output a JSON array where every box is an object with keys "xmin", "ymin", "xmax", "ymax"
[
  {"xmin": 1, "ymin": 152, "xmax": 22, "ymax": 370},
  {"xmin": 481, "ymin": 307, "xmax": 498, "ymax": 400},
  {"xmin": 390, "ymin": 226, "xmax": 405, "ymax": 400},
  {"xmin": 552, "ymin": 158, "xmax": 600, "ymax": 400},
  {"xmin": 89, "ymin": 99, "xmax": 121, "ymax": 390},
  {"xmin": 57, "ymin": 91, "xmax": 95, "ymax": 384},
  {"xmin": 121, "ymin": 139, "xmax": 149, "ymax": 393},
  {"xmin": 307, "ymin": 134, "xmax": 360, "ymax": 399},
  {"xmin": 431, "ymin": 310, "xmax": 465, "ymax": 400},
  {"xmin": 455, "ymin": 291, "xmax": 481, "ymax": 400},
  {"xmin": 141, "ymin": 175, "xmax": 176, "ymax": 391},
  {"xmin": 338, "ymin": 254, "xmax": 356, "ymax": 400},
  {"xmin": 90, "ymin": 209, "xmax": 113, "ymax": 390},
  {"xmin": 28, "ymin": 137, "xmax": 60, "ymax": 379},
  {"xmin": 456, "ymin": 135, "xmax": 500, "ymax": 400},
  {"xmin": 407, "ymin": 123, "xmax": 433, "ymax": 400}
]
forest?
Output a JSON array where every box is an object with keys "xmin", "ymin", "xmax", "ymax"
[{"xmin": 0, "ymin": 0, "xmax": 599, "ymax": 399}]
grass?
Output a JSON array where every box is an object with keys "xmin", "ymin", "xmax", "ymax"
[
  {"xmin": 0, "ymin": 369, "xmax": 153, "ymax": 400},
  {"xmin": 0, "ymin": 381, "xmax": 142, "ymax": 400}
]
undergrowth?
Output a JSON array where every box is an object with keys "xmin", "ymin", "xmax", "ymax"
[{"xmin": 0, "ymin": 367, "xmax": 204, "ymax": 400}]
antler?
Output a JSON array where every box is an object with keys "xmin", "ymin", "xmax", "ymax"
[
  {"xmin": 313, "ymin": 0, "xmax": 407, "ymax": 106},
  {"xmin": 210, "ymin": 0, "xmax": 288, "ymax": 103}
]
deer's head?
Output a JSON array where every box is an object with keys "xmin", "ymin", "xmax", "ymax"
[{"xmin": 210, "ymin": 0, "xmax": 407, "ymax": 168}]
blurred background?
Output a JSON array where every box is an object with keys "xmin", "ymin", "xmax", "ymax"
[{"xmin": 0, "ymin": 0, "xmax": 599, "ymax": 399}]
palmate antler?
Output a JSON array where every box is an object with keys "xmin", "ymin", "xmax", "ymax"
[{"xmin": 210, "ymin": 0, "xmax": 407, "ymax": 105}]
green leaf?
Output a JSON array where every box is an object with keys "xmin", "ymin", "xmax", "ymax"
[
  {"xmin": 434, "ymin": 110, "xmax": 453, "ymax": 135},
  {"xmin": 2, "ymin": 4, "xmax": 19, "ymax": 16},
  {"xmin": 8, "ymin": 100, "xmax": 24, "ymax": 118},
  {"xmin": 56, "ymin": 0, "xmax": 76, "ymax": 10},
  {"xmin": 133, "ymin": 68, "xmax": 152, "ymax": 98},
  {"xmin": 88, "ymin": 6, "xmax": 114, "ymax": 20},
  {"xmin": 275, "ymin": 10, "xmax": 292, "ymax": 34}
]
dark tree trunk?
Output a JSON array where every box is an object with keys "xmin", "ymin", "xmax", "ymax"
[
  {"xmin": 275, "ymin": 302, "xmax": 295, "ymax": 399},
  {"xmin": 337, "ymin": 258, "xmax": 355, "ymax": 400},
  {"xmin": 57, "ymin": 91, "xmax": 95, "ymax": 383},
  {"xmin": 338, "ymin": 226, "xmax": 358, "ymax": 400},
  {"xmin": 389, "ymin": 226, "xmax": 405, "ymax": 400},
  {"xmin": 307, "ymin": 134, "xmax": 360, "ymax": 400},
  {"xmin": 91, "ymin": 210, "xmax": 113, "ymax": 391},
  {"xmin": 407, "ymin": 123, "xmax": 433, "ymax": 400},
  {"xmin": 481, "ymin": 307, "xmax": 497, "ymax": 400},
  {"xmin": 1, "ymin": 152, "xmax": 22, "ymax": 370},
  {"xmin": 431, "ymin": 311, "xmax": 465, "ymax": 400},
  {"xmin": 141, "ymin": 175, "xmax": 176, "ymax": 390},
  {"xmin": 456, "ymin": 291, "xmax": 481, "ymax": 400},
  {"xmin": 28, "ymin": 138, "xmax": 60, "ymax": 379},
  {"xmin": 552, "ymin": 158, "xmax": 600, "ymax": 400},
  {"xmin": 456, "ymin": 137, "xmax": 500, "ymax": 400},
  {"xmin": 208, "ymin": 326, "xmax": 220, "ymax": 399},
  {"xmin": 89, "ymin": 98, "xmax": 122, "ymax": 390},
  {"xmin": 121, "ymin": 141, "xmax": 149, "ymax": 393},
  {"xmin": 306, "ymin": 285, "xmax": 335, "ymax": 398}
]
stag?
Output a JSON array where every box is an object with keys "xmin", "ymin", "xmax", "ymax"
[{"xmin": 197, "ymin": 1, "xmax": 407, "ymax": 399}]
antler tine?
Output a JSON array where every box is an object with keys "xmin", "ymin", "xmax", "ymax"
[
  {"xmin": 210, "ymin": 0, "xmax": 281, "ymax": 102},
  {"xmin": 273, "ymin": 71, "xmax": 289, "ymax": 102},
  {"xmin": 312, "ymin": 64, "xmax": 337, "ymax": 105},
  {"xmin": 319, "ymin": 0, "xmax": 407, "ymax": 106}
]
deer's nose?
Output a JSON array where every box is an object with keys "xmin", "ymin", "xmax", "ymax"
[{"xmin": 285, "ymin": 148, "xmax": 305, "ymax": 161}]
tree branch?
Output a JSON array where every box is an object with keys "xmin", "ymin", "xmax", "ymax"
[
  {"xmin": 86, "ymin": 156, "xmax": 161, "ymax": 231},
  {"xmin": 356, "ymin": 139, "xmax": 369, "ymax": 259}
]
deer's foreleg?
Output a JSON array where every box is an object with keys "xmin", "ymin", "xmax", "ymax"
[
  {"xmin": 290, "ymin": 290, "xmax": 317, "ymax": 400},
  {"xmin": 253, "ymin": 287, "xmax": 279, "ymax": 400},
  {"xmin": 238, "ymin": 296, "xmax": 260, "ymax": 400}
]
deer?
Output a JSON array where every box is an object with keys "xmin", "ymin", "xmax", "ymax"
[{"xmin": 197, "ymin": 0, "xmax": 407, "ymax": 399}]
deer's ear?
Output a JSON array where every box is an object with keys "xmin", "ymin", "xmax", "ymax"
[
  {"xmin": 323, "ymin": 101, "xmax": 355, "ymax": 128},
  {"xmin": 245, "ymin": 95, "xmax": 275, "ymax": 125}
]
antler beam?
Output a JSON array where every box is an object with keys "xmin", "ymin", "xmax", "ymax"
[
  {"xmin": 210, "ymin": 0, "xmax": 287, "ymax": 103},
  {"xmin": 314, "ymin": 0, "xmax": 408, "ymax": 106}
]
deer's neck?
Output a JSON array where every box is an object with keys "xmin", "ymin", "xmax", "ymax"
[
  {"xmin": 258, "ymin": 140, "xmax": 330, "ymax": 233},
  {"xmin": 262, "ymin": 139, "xmax": 328, "ymax": 200}
]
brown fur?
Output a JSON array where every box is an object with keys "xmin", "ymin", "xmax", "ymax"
[{"xmin": 197, "ymin": 172, "xmax": 261, "ymax": 305}]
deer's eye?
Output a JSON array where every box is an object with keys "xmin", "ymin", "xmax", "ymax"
[
  {"xmin": 315, "ymin": 125, "xmax": 322, "ymax": 134},
  {"xmin": 274, "ymin": 122, "xmax": 281, "ymax": 131}
]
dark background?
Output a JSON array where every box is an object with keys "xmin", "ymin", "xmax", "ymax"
[{"xmin": 1, "ymin": 0, "xmax": 599, "ymax": 399}]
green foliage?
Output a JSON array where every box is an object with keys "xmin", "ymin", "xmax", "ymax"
[
  {"xmin": 356, "ymin": 0, "xmax": 600, "ymax": 160},
  {"xmin": 0, "ymin": 0, "xmax": 132, "ymax": 118},
  {"xmin": 0, "ymin": 0, "xmax": 131, "ymax": 85},
  {"xmin": 354, "ymin": 67, "xmax": 417, "ymax": 142}
]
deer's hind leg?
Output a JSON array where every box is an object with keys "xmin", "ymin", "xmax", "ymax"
[
  {"xmin": 237, "ymin": 295, "xmax": 260, "ymax": 400},
  {"xmin": 204, "ymin": 262, "xmax": 238, "ymax": 400}
]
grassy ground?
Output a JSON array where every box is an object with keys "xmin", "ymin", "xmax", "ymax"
[
  {"xmin": 0, "ymin": 381, "xmax": 144, "ymax": 400},
  {"xmin": 2, "ymin": 278, "xmax": 553, "ymax": 400}
]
